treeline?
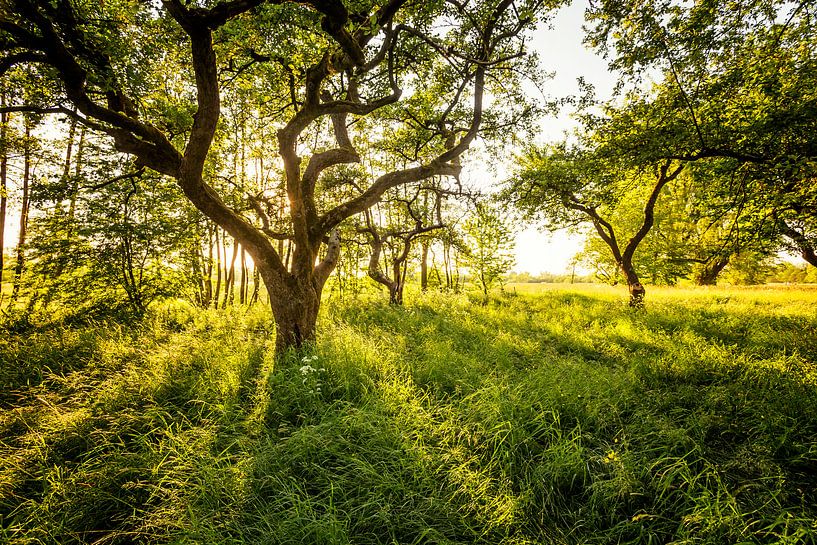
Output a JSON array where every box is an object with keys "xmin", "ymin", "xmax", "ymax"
[{"xmin": 0, "ymin": 106, "xmax": 516, "ymax": 320}]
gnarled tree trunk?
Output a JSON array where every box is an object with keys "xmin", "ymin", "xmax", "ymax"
[
  {"xmin": 620, "ymin": 262, "xmax": 645, "ymax": 307},
  {"xmin": 696, "ymin": 255, "xmax": 730, "ymax": 285}
]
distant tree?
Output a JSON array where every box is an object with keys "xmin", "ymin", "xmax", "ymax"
[
  {"xmin": 462, "ymin": 202, "xmax": 515, "ymax": 301},
  {"xmin": 361, "ymin": 185, "xmax": 446, "ymax": 305}
]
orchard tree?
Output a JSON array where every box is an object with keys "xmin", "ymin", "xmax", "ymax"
[
  {"xmin": 508, "ymin": 143, "xmax": 682, "ymax": 306},
  {"xmin": 462, "ymin": 201, "xmax": 515, "ymax": 301},
  {"xmin": 584, "ymin": 0, "xmax": 817, "ymax": 256},
  {"xmin": 361, "ymin": 184, "xmax": 446, "ymax": 305},
  {"xmin": 0, "ymin": 0, "xmax": 554, "ymax": 351}
]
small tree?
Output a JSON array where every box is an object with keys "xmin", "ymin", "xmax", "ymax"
[{"xmin": 462, "ymin": 202, "xmax": 515, "ymax": 301}]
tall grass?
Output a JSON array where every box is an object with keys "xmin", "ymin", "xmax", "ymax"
[{"xmin": 1, "ymin": 286, "xmax": 816, "ymax": 544}]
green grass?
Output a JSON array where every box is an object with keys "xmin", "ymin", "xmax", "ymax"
[{"xmin": 2, "ymin": 286, "xmax": 817, "ymax": 544}]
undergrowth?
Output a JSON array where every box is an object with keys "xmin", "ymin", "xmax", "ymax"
[{"xmin": 1, "ymin": 286, "xmax": 816, "ymax": 544}]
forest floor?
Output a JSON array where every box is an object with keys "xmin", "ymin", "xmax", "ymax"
[{"xmin": 1, "ymin": 285, "xmax": 816, "ymax": 544}]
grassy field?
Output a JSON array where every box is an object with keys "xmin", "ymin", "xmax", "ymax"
[{"xmin": 1, "ymin": 285, "xmax": 816, "ymax": 544}]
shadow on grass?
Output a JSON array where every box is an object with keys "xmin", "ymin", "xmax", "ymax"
[
  {"xmin": 0, "ymin": 310, "xmax": 270, "ymax": 545},
  {"xmin": 2, "ymin": 291, "xmax": 817, "ymax": 544}
]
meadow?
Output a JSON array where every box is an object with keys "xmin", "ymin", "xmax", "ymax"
[{"xmin": 1, "ymin": 284, "xmax": 816, "ymax": 544}]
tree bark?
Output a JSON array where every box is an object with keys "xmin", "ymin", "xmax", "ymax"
[
  {"xmin": 11, "ymin": 121, "xmax": 32, "ymax": 301},
  {"xmin": 0, "ymin": 96, "xmax": 7, "ymax": 290},
  {"xmin": 250, "ymin": 267, "xmax": 260, "ymax": 305},
  {"xmin": 696, "ymin": 255, "xmax": 729, "ymax": 285},
  {"xmin": 239, "ymin": 247, "xmax": 247, "ymax": 305},
  {"xmin": 420, "ymin": 239, "xmax": 429, "ymax": 291},
  {"xmin": 203, "ymin": 224, "xmax": 213, "ymax": 307},
  {"xmin": 620, "ymin": 261, "xmax": 645, "ymax": 307},
  {"xmin": 213, "ymin": 227, "xmax": 222, "ymax": 306},
  {"xmin": 262, "ymin": 230, "xmax": 339, "ymax": 351},
  {"xmin": 266, "ymin": 276, "xmax": 321, "ymax": 353},
  {"xmin": 222, "ymin": 237, "xmax": 238, "ymax": 308}
]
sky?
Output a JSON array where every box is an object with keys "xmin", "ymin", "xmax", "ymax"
[{"xmin": 505, "ymin": 0, "xmax": 616, "ymax": 274}]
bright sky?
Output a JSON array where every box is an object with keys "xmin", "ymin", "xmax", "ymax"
[{"xmin": 506, "ymin": 0, "xmax": 616, "ymax": 274}]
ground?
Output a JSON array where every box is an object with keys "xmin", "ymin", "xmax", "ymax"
[{"xmin": 1, "ymin": 285, "xmax": 816, "ymax": 544}]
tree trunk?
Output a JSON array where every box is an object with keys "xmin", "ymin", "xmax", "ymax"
[
  {"xmin": 620, "ymin": 262, "xmax": 645, "ymax": 307},
  {"xmin": 696, "ymin": 255, "xmax": 729, "ymax": 285},
  {"xmin": 221, "ymin": 237, "xmax": 238, "ymax": 308},
  {"xmin": 265, "ymin": 273, "xmax": 321, "ymax": 352},
  {"xmin": 0, "ymin": 98, "xmax": 7, "ymax": 291},
  {"xmin": 420, "ymin": 240, "xmax": 429, "ymax": 291},
  {"xmin": 250, "ymin": 267, "xmax": 260, "ymax": 305},
  {"xmin": 213, "ymin": 228, "xmax": 222, "ymax": 306},
  {"xmin": 203, "ymin": 225, "xmax": 213, "ymax": 307},
  {"xmin": 11, "ymin": 122, "xmax": 32, "ymax": 301},
  {"xmin": 239, "ymin": 248, "xmax": 247, "ymax": 305},
  {"xmin": 443, "ymin": 242, "xmax": 452, "ymax": 289},
  {"xmin": 66, "ymin": 126, "xmax": 85, "ymax": 234}
]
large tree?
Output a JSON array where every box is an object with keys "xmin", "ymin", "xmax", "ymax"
[
  {"xmin": 584, "ymin": 0, "xmax": 817, "ymax": 261},
  {"xmin": 1, "ymin": 0, "xmax": 551, "ymax": 350}
]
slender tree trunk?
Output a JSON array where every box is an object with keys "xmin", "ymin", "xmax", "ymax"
[
  {"xmin": 239, "ymin": 248, "xmax": 247, "ymax": 305},
  {"xmin": 444, "ymin": 242, "xmax": 452, "ymax": 289},
  {"xmin": 0, "ymin": 97, "xmax": 8, "ymax": 291},
  {"xmin": 222, "ymin": 230, "xmax": 230, "ymax": 301},
  {"xmin": 11, "ymin": 122, "xmax": 32, "ymax": 301},
  {"xmin": 66, "ymin": 127, "xmax": 85, "ymax": 235},
  {"xmin": 213, "ymin": 228, "xmax": 222, "ymax": 306},
  {"xmin": 203, "ymin": 225, "xmax": 213, "ymax": 307},
  {"xmin": 390, "ymin": 261, "xmax": 404, "ymax": 305},
  {"xmin": 250, "ymin": 267, "xmax": 260, "ymax": 305},
  {"xmin": 696, "ymin": 255, "xmax": 730, "ymax": 286},
  {"xmin": 420, "ymin": 240, "xmax": 429, "ymax": 291},
  {"xmin": 222, "ymin": 238, "xmax": 238, "ymax": 308}
]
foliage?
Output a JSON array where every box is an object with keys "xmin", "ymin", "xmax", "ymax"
[{"xmin": 462, "ymin": 202, "xmax": 515, "ymax": 299}]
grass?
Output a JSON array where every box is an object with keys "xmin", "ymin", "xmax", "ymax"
[{"xmin": 1, "ymin": 285, "xmax": 816, "ymax": 544}]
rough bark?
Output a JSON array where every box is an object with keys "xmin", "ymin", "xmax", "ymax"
[
  {"xmin": 696, "ymin": 255, "xmax": 730, "ymax": 285},
  {"xmin": 620, "ymin": 262, "xmax": 645, "ymax": 307},
  {"xmin": 265, "ymin": 229, "xmax": 340, "ymax": 351}
]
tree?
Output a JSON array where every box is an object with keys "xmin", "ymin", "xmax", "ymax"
[
  {"xmin": 1, "ymin": 0, "xmax": 551, "ymax": 351},
  {"xmin": 0, "ymin": 89, "xmax": 8, "ymax": 290},
  {"xmin": 361, "ymin": 185, "xmax": 446, "ymax": 305},
  {"xmin": 23, "ymin": 129, "xmax": 201, "ymax": 317},
  {"xmin": 508, "ymin": 143, "xmax": 682, "ymax": 306},
  {"xmin": 584, "ymin": 0, "xmax": 817, "ymax": 263},
  {"xmin": 462, "ymin": 202, "xmax": 515, "ymax": 301}
]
